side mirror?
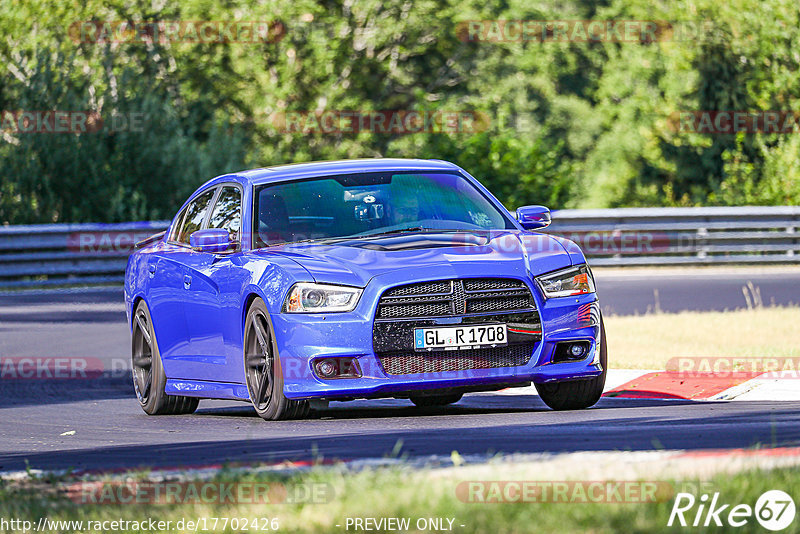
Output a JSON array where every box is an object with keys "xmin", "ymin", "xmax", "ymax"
[
  {"xmin": 515, "ymin": 205, "xmax": 551, "ymax": 230},
  {"xmin": 190, "ymin": 229, "xmax": 234, "ymax": 253}
]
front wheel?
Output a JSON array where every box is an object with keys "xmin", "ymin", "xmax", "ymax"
[
  {"xmin": 534, "ymin": 315, "xmax": 608, "ymax": 411},
  {"xmin": 244, "ymin": 298, "xmax": 310, "ymax": 420}
]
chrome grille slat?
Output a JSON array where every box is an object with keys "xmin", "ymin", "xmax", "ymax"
[
  {"xmin": 466, "ymin": 289, "xmax": 530, "ymax": 299},
  {"xmin": 378, "ymin": 302, "xmax": 451, "ymax": 318},
  {"xmin": 383, "ymin": 280, "xmax": 452, "ymax": 297},
  {"xmin": 381, "ymin": 295, "xmax": 454, "ymax": 303},
  {"xmin": 466, "ymin": 296, "xmax": 533, "ymax": 313},
  {"xmin": 463, "ymin": 278, "xmax": 524, "ymax": 292}
]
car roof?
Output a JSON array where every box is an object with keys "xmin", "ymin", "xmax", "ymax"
[{"xmin": 232, "ymin": 158, "xmax": 461, "ymax": 185}]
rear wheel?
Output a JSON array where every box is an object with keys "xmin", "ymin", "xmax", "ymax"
[
  {"xmin": 244, "ymin": 298, "xmax": 310, "ymax": 420},
  {"xmin": 131, "ymin": 301, "xmax": 199, "ymax": 415},
  {"xmin": 410, "ymin": 393, "xmax": 463, "ymax": 407},
  {"xmin": 535, "ymin": 315, "xmax": 608, "ymax": 411}
]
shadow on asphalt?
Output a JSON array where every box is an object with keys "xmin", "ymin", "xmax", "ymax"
[
  {"xmin": 191, "ymin": 395, "xmax": 701, "ymax": 421},
  {"xmin": 2, "ymin": 401, "xmax": 800, "ymax": 473},
  {"xmin": 0, "ymin": 375, "xmax": 698, "ymax": 413},
  {"xmin": 0, "ymin": 289, "xmax": 124, "ymax": 306},
  {"xmin": 0, "ymin": 311, "xmax": 128, "ymax": 323},
  {"xmin": 0, "ymin": 374, "xmax": 133, "ymax": 409}
]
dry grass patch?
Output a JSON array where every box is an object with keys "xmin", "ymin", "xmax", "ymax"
[{"xmin": 605, "ymin": 307, "xmax": 800, "ymax": 369}]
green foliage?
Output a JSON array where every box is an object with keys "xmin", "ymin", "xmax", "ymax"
[
  {"xmin": 416, "ymin": 131, "xmax": 576, "ymax": 209},
  {"xmin": 0, "ymin": 0, "xmax": 798, "ymax": 223},
  {"xmin": 0, "ymin": 52, "xmax": 247, "ymax": 223}
]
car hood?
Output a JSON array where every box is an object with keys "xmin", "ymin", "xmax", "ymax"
[{"xmin": 255, "ymin": 231, "xmax": 575, "ymax": 287}]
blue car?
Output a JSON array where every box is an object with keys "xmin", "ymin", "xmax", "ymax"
[{"xmin": 125, "ymin": 158, "xmax": 606, "ymax": 420}]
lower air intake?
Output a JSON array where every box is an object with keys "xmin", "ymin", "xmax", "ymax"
[{"xmin": 378, "ymin": 343, "xmax": 536, "ymax": 375}]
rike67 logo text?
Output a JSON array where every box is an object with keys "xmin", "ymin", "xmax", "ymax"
[{"xmin": 669, "ymin": 490, "xmax": 795, "ymax": 531}]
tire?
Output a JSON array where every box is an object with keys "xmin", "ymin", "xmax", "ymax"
[
  {"xmin": 410, "ymin": 393, "xmax": 463, "ymax": 407},
  {"xmin": 534, "ymin": 314, "xmax": 608, "ymax": 411},
  {"xmin": 244, "ymin": 298, "xmax": 310, "ymax": 421},
  {"xmin": 131, "ymin": 301, "xmax": 199, "ymax": 415}
]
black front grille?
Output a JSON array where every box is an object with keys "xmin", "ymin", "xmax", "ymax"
[
  {"xmin": 376, "ymin": 278, "xmax": 534, "ymax": 319},
  {"xmin": 383, "ymin": 280, "xmax": 451, "ymax": 297},
  {"xmin": 466, "ymin": 295, "xmax": 532, "ymax": 313},
  {"xmin": 378, "ymin": 343, "xmax": 536, "ymax": 375},
  {"xmin": 379, "ymin": 302, "xmax": 451, "ymax": 319},
  {"xmin": 463, "ymin": 278, "xmax": 522, "ymax": 291}
]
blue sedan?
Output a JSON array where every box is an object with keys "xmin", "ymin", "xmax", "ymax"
[{"xmin": 124, "ymin": 158, "xmax": 606, "ymax": 420}]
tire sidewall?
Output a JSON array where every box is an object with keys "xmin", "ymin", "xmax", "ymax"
[
  {"xmin": 133, "ymin": 300, "xmax": 168, "ymax": 415},
  {"xmin": 589, "ymin": 313, "xmax": 609, "ymax": 396},
  {"xmin": 243, "ymin": 298, "xmax": 289, "ymax": 419},
  {"xmin": 535, "ymin": 312, "xmax": 608, "ymax": 410}
]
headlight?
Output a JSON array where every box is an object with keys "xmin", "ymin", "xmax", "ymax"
[
  {"xmin": 283, "ymin": 283, "xmax": 362, "ymax": 313},
  {"xmin": 536, "ymin": 264, "xmax": 596, "ymax": 298}
]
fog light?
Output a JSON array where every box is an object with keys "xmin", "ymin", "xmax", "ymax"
[
  {"xmin": 313, "ymin": 357, "xmax": 361, "ymax": 379},
  {"xmin": 315, "ymin": 360, "xmax": 337, "ymax": 378},
  {"xmin": 569, "ymin": 344, "xmax": 586, "ymax": 358},
  {"xmin": 552, "ymin": 341, "xmax": 591, "ymax": 363}
]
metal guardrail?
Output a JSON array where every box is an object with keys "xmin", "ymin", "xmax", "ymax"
[
  {"xmin": 545, "ymin": 206, "xmax": 799, "ymax": 266},
  {"xmin": 0, "ymin": 221, "xmax": 169, "ymax": 288},
  {"xmin": 0, "ymin": 206, "xmax": 797, "ymax": 288}
]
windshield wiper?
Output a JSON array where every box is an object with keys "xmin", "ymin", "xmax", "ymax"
[
  {"xmin": 354, "ymin": 226, "xmax": 430, "ymax": 238},
  {"xmin": 290, "ymin": 228, "xmax": 430, "ymax": 245},
  {"xmin": 353, "ymin": 227, "xmax": 493, "ymax": 239}
]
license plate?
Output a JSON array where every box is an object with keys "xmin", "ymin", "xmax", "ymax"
[{"xmin": 414, "ymin": 324, "xmax": 508, "ymax": 351}]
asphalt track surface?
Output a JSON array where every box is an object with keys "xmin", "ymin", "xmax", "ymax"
[{"xmin": 1, "ymin": 268, "xmax": 799, "ymax": 473}]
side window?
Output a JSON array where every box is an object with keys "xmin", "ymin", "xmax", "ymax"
[
  {"xmin": 207, "ymin": 186, "xmax": 242, "ymax": 242},
  {"xmin": 169, "ymin": 205, "xmax": 189, "ymax": 243},
  {"xmin": 176, "ymin": 189, "xmax": 215, "ymax": 244}
]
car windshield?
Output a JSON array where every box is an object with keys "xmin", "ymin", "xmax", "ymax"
[{"xmin": 252, "ymin": 171, "xmax": 514, "ymax": 248}]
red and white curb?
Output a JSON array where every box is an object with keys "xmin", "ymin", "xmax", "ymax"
[
  {"xmin": 495, "ymin": 369, "xmax": 800, "ymax": 401},
  {"xmin": 603, "ymin": 369, "xmax": 800, "ymax": 401},
  {"xmin": 493, "ymin": 368, "xmax": 799, "ymax": 401}
]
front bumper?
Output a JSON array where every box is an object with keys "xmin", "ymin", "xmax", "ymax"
[{"xmin": 273, "ymin": 272, "xmax": 603, "ymax": 400}]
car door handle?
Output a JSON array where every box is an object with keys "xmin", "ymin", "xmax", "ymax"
[
  {"xmin": 148, "ymin": 265, "xmax": 156, "ymax": 278},
  {"xmin": 183, "ymin": 275, "xmax": 192, "ymax": 289}
]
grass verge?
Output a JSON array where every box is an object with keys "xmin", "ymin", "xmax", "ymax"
[
  {"xmin": 1, "ymin": 463, "xmax": 799, "ymax": 533},
  {"xmin": 605, "ymin": 306, "xmax": 800, "ymax": 369}
]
